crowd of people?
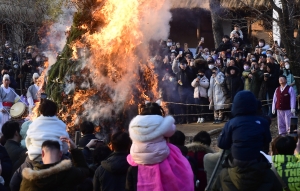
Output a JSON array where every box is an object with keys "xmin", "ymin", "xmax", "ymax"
[
  {"xmin": 152, "ymin": 24, "xmax": 297, "ymax": 127},
  {"xmin": 0, "ymin": 93, "xmax": 296, "ymax": 190}
]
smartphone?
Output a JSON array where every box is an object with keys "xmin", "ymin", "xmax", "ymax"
[
  {"xmin": 179, "ymin": 51, "xmax": 183, "ymax": 55},
  {"xmin": 201, "ymin": 37, "xmax": 204, "ymax": 42}
]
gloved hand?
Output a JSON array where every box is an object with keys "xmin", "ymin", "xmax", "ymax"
[
  {"xmin": 272, "ymin": 110, "xmax": 275, "ymax": 114},
  {"xmin": 291, "ymin": 109, "xmax": 296, "ymax": 113}
]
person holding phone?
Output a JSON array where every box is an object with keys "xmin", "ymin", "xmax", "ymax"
[{"xmin": 272, "ymin": 75, "xmax": 296, "ymax": 135}]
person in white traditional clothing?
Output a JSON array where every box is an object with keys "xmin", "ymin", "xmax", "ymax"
[
  {"xmin": 0, "ymin": 74, "xmax": 18, "ymax": 133},
  {"xmin": 27, "ymin": 73, "xmax": 40, "ymax": 112},
  {"xmin": 25, "ymin": 99, "xmax": 69, "ymax": 161}
]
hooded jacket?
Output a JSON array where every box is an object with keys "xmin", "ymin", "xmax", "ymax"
[
  {"xmin": 208, "ymin": 69, "xmax": 226, "ymax": 110},
  {"xmin": 93, "ymin": 152, "xmax": 129, "ymax": 191},
  {"xmin": 218, "ymin": 91, "xmax": 272, "ymax": 161},
  {"xmin": 129, "ymin": 115, "xmax": 175, "ymax": 164},
  {"xmin": 20, "ymin": 149, "xmax": 89, "ymax": 191}
]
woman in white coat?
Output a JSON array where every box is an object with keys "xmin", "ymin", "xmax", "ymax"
[
  {"xmin": 191, "ymin": 69, "xmax": 209, "ymax": 123},
  {"xmin": 208, "ymin": 67, "xmax": 226, "ymax": 124}
]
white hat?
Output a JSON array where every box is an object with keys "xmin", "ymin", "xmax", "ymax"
[
  {"xmin": 3, "ymin": 74, "xmax": 9, "ymax": 81},
  {"xmin": 32, "ymin": 73, "xmax": 39, "ymax": 80}
]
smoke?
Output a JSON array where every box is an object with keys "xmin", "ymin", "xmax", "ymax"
[
  {"xmin": 43, "ymin": 7, "xmax": 76, "ymax": 69},
  {"xmin": 73, "ymin": 0, "xmax": 173, "ymax": 122}
]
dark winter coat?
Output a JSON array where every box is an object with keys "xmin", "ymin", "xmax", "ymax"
[
  {"xmin": 19, "ymin": 149, "xmax": 89, "ymax": 191},
  {"xmin": 0, "ymin": 145, "xmax": 12, "ymax": 187},
  {"xmin": 218, "ymin": 91, "xmax": 272, "ymax": 161},
  {"xmin": 186, "ymin": 142, "xmax": 214, "ymax": 191},
  {"xmin": 212, "ymin": 155, "xmax": 282, "ymax": 191},
  {"xmin": 93, "ymin": 152, "xmax": 129, "ymax": 191},
  {"xmin": 4, "ymin": 140, "xmax": 27, "ymax": 174},
  {"xmin": 216, "ymin": 41, "xmax": 232, "ymax": 53},
  {"xmin": 222, "ymin": 74, "xmax": 244, "ymax": 102},
  {"xmin": 78, "ymin": 134, "xmax": 97, "ymax": 148},
  {"xmin": 249, "ymin": 70, "xmax": 263, "ymax": 98}
]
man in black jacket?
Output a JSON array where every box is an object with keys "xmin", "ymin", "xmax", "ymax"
[
  {"xmin": 2, "ymin": 121, "xmax": 27, "ymax": 173},
  {"xmin": 172, "ymin": 55, "xmax": 194, "ymax": 123},
  {"xmin": 78, "ymin": 121, "xmax": 96, "ymax": 148},
  {"xmin": 93, "ymin": 132, "xmax": 131, "ymax": 191}
]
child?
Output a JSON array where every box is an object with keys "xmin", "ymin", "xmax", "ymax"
[{"xmin": 126, "ymin": 102, "xmax": 194, "ymax": 191}]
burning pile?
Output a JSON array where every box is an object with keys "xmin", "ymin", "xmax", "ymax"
[{"xmin": 46, "ymin": 0, "xmax": 172, "ymax": 133}]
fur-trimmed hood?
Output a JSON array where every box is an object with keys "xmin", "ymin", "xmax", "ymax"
[
  {"xmin": 185, "ymin": 142, "xmax": 214, "ymax": 154},
  {"xmin": 22, "ymin": 160, "xmax": 72, "ymax": 181},
  {"xmin": 129, "ymin": 115, "xmax": 175, "ymax": 142}
]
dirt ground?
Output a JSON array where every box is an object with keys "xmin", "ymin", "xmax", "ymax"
[
  {"xmin": 177, "ymin": 117, "xmax": 285, "ymax": 153},
  {"xmin": 176, "ymin": 122, "xmax": 223, "ymax": 137}
]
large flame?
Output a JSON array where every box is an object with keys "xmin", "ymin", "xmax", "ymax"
[{"xmin": 55, "ymin": 0, "xmax": 172, "ymax": 130}]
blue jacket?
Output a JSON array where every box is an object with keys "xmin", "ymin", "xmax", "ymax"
[{"xmin": 218, "ymin": 91, "xmax": 272, "ymax": 161}]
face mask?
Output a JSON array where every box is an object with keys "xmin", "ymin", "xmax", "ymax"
[
  {"xmin": 251, "ymin": 58, "xmax": 256, "ymax": 61},
  {"xmin": 244, "ymin": 66, "xmax": 249, "ymax": 70},
  {"xmin": 260, "ymin": 67, "xmax": 264, "ymax": 71},
  {"xmin": 169, "ymin": 77, "xmax": 174, "ymax": 82},
  {"xmin": 285, "ymin": 65, "xmax": 290, "ymax": 69},
  {"xmin": 208, "ymin": 65, "xmax": 214, "ymax": 69},
  {"xmin": 167, "ymin": 42, "xmax": 172, "ymax": 47},
  {"xmin": 259, "ymin": 43, "xmax": 264, "ymax": 47},
  {"xmin": 36, "ymin": 57, "xmax": 41, "ymax": 62},
  {"xmin": 266, "ymin": 54, "xmax": 271, "ymax": 57},
  {"xmin": 8, "ymin": 57, "xmax": 12, "ymax": 61}
]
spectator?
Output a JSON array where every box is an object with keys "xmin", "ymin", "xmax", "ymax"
[
  {"xmin": 169, "ymin": 130, "xmax": 197, "ymax": 181},
  {"xmin": 172, "ymin": 55, "xmax": 194, "ymax": 124},
  {"xmin": 218, "ymin": 91, "xmax": 271, "ymax": 160},
  {"xmin": 271, "ymin": 135, "xmax": 300, "ymax": 190},
  {"xmin": 213, "ymin": 91, "xmax": 279, "ymax": 191},
  {"xmin": 89, "ymin": 144, "xmax": 111, "ymax": 173},
  {"xmin": 186, "ymin": 131, "xmax": 214, "ymax": 191},
  {"xmin": 241, "ymin": 62, "xmax": 251, "ymax": 90},
  {"xmin": 20, "ymin": 138, "xmax": 89, "ymax": 191},
  {"xmin": 175, "ymin": 42, "xmax": 183, "ymax": 54},
  {"xmin": 282, "ymin": 62, "xmax": 298, "ymax": 97},
  {"xmin": 126, "ymin": 102, "xmax": 193, "ymax": 191},
  {"xmin": 0, "ymin": 145, "xmax": 12, "ymax": 188},
  {"xmin": 216, "ymin": 35, "xmax": 232, "ymax": 54},
  {"xmin": 272, "ymin": 75, "xmax": 296, "ymax": 135},
  {"xmin": 208, "ymin": 67, "xmax": 226, "ymax": 124},
  {"xmin": 78, "ymin": 121, "xmax": 96, "ymax": 148},
  {"xmin": 249, "ymin": 61, "xmax": 263, "ymax": 98},
  {"xmin": 191, "ymin": 69, "xmax": 209, "ymax": 123},
  {"xmin": 25, "ymin": 99, "xmax": 70, "ymax": 161},
  {"xmin": 222, "ymin": 66, "xmax": 243, "ymax": 114},
  {"xmin": 20, "ymin": 121, "xmax": 31, "ymax": 148},
  {"xmin": 2, "ymin": 121, "xmax": 27, "ymax": 173},
  {"xmin": 258, "ymin": 73, "xmax": 272, "ymax": 117},
  {"xmin": 93, "ymin": 132, "xmax": 131, "ymax": 191},
  {"xmin": 256, "ymin": 39, "xmax": 271, "ymax": 51}
]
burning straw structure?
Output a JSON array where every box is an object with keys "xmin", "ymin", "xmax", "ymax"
[{"xmin": 46, "ymin": 0, "xmax": 172, "ymax": 133}]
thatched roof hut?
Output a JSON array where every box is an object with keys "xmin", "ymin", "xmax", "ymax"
[{"xmin": 169, "ymin": 0, "xmax": 271, "ymax": 9}]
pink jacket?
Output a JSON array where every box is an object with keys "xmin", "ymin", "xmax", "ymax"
[
  {"xmin": 127, "ymin": 143, "xmax": 194, "ymax": 191},
  {"xmin": 129, "ymin": 115, "xmax": 175, "ymax": 164}
]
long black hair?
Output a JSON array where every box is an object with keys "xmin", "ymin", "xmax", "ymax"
[{"xmin": 140, "ymin": 102, "xmax": 165, "ymax": 116}]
